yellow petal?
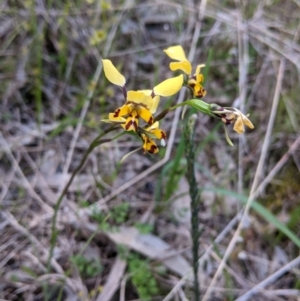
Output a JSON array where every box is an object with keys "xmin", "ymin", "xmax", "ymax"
[
  {"xmin": 233, "ymin": 116, "xmax": 245, "ymax": 134},
  {"xmin": 164, "ymin": 45, "xmax": 187, "ymax": 61},
  {"xmin": 150, "ymin": 95, "xmax": 160, "ymax": 114},
  {"xmin": 125, "ymin": 110, "xmax": 139, "ymax": 131},
  {"xmin": 150, "ymin": 128, "xmax": 166, "ymax": 140},
  {"xmin": 138, "ymin": 90, "xmax": 160, "ymax": 114},
  {"xmin": 193, "ymin": 83, "xmax": 206, "ymax": 98},
  {"xmin": 195, "ymin": 73, "xmax": 204, "ymax": 83},
  {"xmin": 153, "ymin": 74, "xmax": 183, "ymax": 97},
  {"xmin": 144, "ymin": 122, "xmax": 166, "ymax": 144},
  {"xmin": 136, "ymin": 106, "xmax": 154, "ymax": 125},
  {"xmin": 108, "ymin": 113, "xmax": 126, "ymax": 123},
  {"xmin": 146, "ymin": 121, "xmax": 159, "ymax": 131},
  {"xmin": 170, "ymin": 61, "xmax": 192, "ymax": 75},
  {"xmin": 242, "ymin": 115, "xmax": 254, "ymax": 129},
  {"xmin": 108, "ymin": 113, "xmax": 126, "ymax": 129},
  {"xmin": 138, "ymin": 89, "xmax": 152, "ymax": 95},
  {"xmin": 113, "ymin": 104, "xmax": 132, "ymax": 118},
  {"xmin": 141, "ymin": 134, "xmax": 159, "ymax": 154},
  {"xmin": 127, "ymin": 90, "xmax": 153, "ymax": 110},
  {"xmin": 102, "ymin": 59, "xmax": 126, "ymax": 86},
  {"xmin": 195, "ymin": 64, "xmax": 205, "ymax": 76}
]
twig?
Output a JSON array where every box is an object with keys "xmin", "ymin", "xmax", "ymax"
[
  {"xmin": 0, "ymin": 131, "xmax": 53, "ymax": 213},
  {"xmin": 235, "ymin": 6, "xmax": 249, "ymax": 198},
  {"xmin": 235, "ymin": 256, "xmax": 300, "ymax": 301}
]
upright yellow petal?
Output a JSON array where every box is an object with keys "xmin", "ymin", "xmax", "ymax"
[
  {"xmin": 150, "ymin": 95, "xmax": 160, "ymax": 114},
  {"xmin": 194, "ymin": 64, "xmax": 205, "ymax": 76},
  {"xmin": 138, "ymin": 90, "xmax": 160, "ymax": 114},
  {"xmin": 102, "ymin": 59, "xmax": 126, "ymax": 86},
  {"xmin": 127, "ymin": 90, "xmax": 146, "ymax": 101},
  {"xmin": 170, "ymin": 61, "xmax": 192, "ymax": 75},
  {"xmin": 153, "ymin": 74, "xmax": 183, "ymax": 97},
  {"xmin": 127, "ymin": 90, "xmax": 153, "ymax": 110},
  {"xmin": 164, "ymin": 45, "xmax": 187, "ymax": 61},
  {"xmin": 138, "ymin": 89, "xmax": 152, "ymax": 96}
]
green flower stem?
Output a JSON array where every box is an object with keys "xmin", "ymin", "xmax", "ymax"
[
  {"xmin": 154, "ymin": 99, "xmax": 215, "ymax": 123},
  {"xmin": 171, "ymin": 99, "xmax": 213, "ymax": 116},
  {"xmin": 46, "ymin": 125, "xmax": 118, "ymax": 272},
  {"xmin": 184, "ymin": 114, "xmax": 201, "ymax": 301}
]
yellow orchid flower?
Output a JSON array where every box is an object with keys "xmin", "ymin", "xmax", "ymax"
[
  {"xmin": 211, "ymin": 105, "xmax": 254, "ymax": 134},
  {"xmin": 222, "ymin": 109, "xmax": 254, "ymax": 134},
  {"xmin": 164, "ymin": 45, "xmax": 207, "ymax": 98},
  {"xmin": 103, "ymin": 116, "xmax": 166, "ymax": 155},
  {"xmin": 208, "ymin": 104, "xmax": 254, "ymax": 146},
  {"xmin": 102, "ymin": 60, "xmax": 157, "ymax": 131},
  {"xmin": 102, "ymin": 59, "xmax": 183, "ymax": 132},
  {"xmin": 139, "ymin": 121, "xmax": 167, "ymax": 154}
]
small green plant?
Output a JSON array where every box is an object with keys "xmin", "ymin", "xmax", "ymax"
[
  {"xmin": 91, "ymin": 203, "xmax": 129, "ymax": 229},
  {"xmin": 90, "ymin": 207, "xmax": 111, "ymax": 231},
  {"xmin": 134, "ymin": 222, "xmax": 154, "ymax": 234},
  {"xmin": 70, "ymin": 254, "xmax": 102, "ymax": 278},
  {"xmin": 128, "ymin": 253, "xmax": 159, "ymax": 300},
  {"xmin": 110, "ymin": 202, "xmax": 129, "ymax": 224}
]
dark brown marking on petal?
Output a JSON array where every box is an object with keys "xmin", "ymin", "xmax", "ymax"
[
  {"xmin": 125, "ymin": 120, "xmax": 138, "ymax": 131},
  {"xmin": 148, "ymin": 116, "xmax": 154, "ymax": 125},
  {"xmin": 196, "ymin": 87, "xmax": 206, "ymax": 98},
  {"xmin": 126, "ymin": 101, "xmax": 148, "ymax": 109},
  {"xmin": 151, "ymin": 90, "xmax": 155, "ymax": 98},
  {"xmin": 149, "ymin": 145, "xmax": 158, "ymax": 154},
  {"xmin": 161, "ymin": 131, "xmax": 167, "ymax": 140},
  {"xmin": 221, "ymin": 117, "xmax": 234, "ymax": 125},
  {"xmin": 113, "ymin": 108, "xmax": 121, "ymax": 117},
  {"xmin": 189, "ymin": 83, "xmax": 195, "ymax": 88}
]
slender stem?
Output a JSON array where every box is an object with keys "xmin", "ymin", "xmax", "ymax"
[
  {"xmin": 184, "ymin": 114, "xmax": 200, "ymax": 301},
  {"xmin": 46, "ymin": 125, "xmax": 118, "ymax": 271}
]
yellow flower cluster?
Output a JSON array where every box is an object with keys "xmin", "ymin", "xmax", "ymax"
[
  {"xmin": 164, "ymin": 45, "xmax": 207, "ymax": 98},
  {"xmin": 102, "ymin": 59, "xmax": 183, "ymax": 154},
  {"xmin": 102, "ymin": 45, "xmax": 254, "ymax": 154}
]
